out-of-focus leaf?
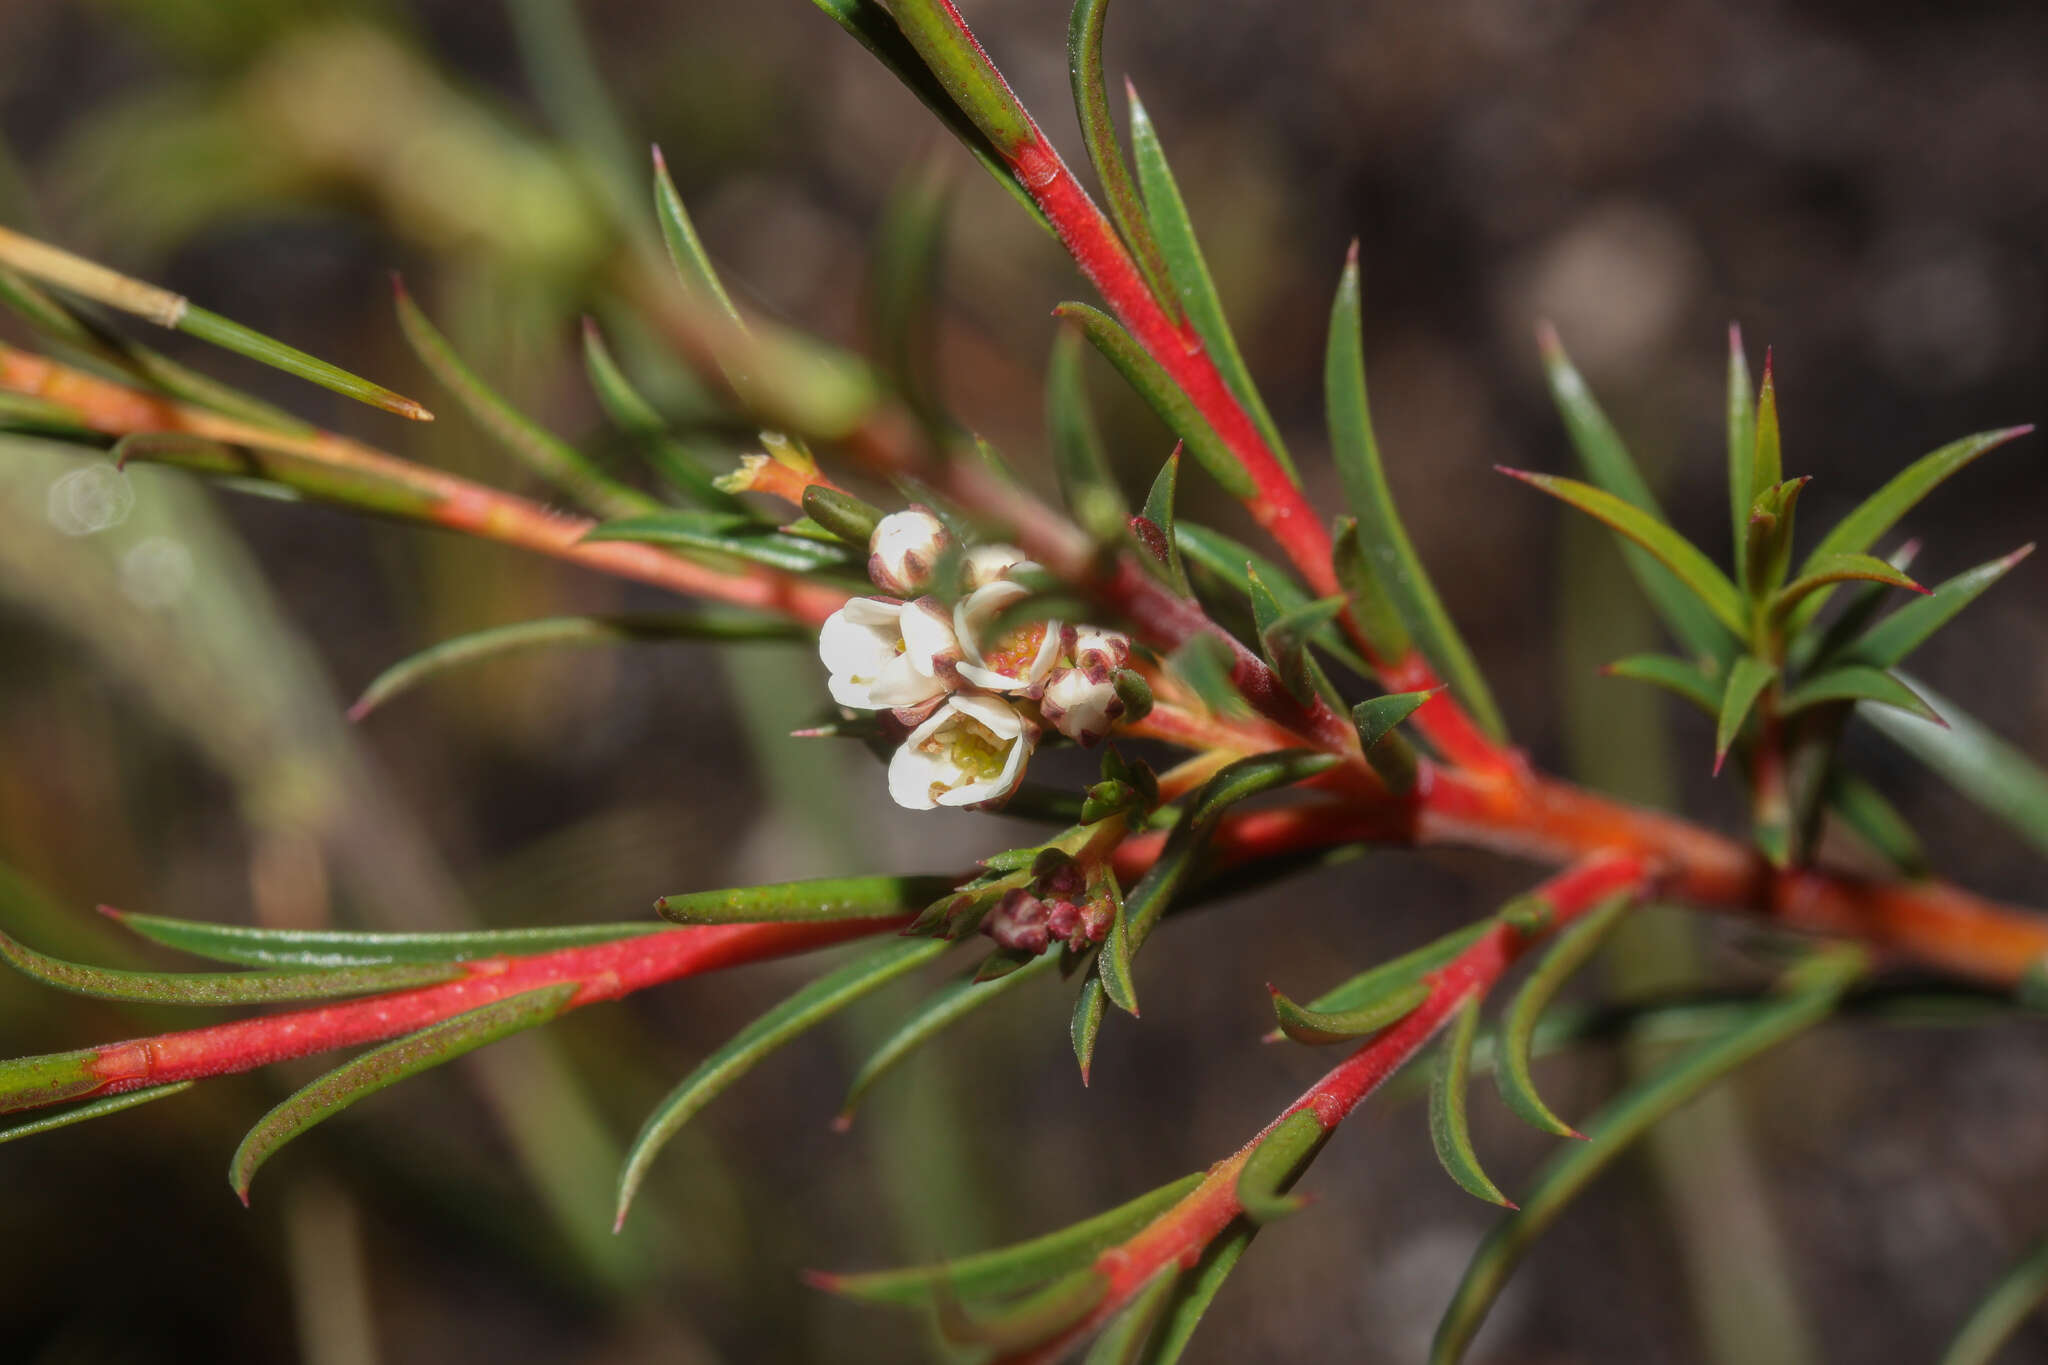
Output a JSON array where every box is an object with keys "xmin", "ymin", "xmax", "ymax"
[
  {"xmin": 1084, "ymin": 1264, "xmax": 1180, "ymax": 1365},
  {"xmin": 1350, "ymin": 689, "xmax": 1436, "ymax": 794},
  {"xmin": 1165, "ymin": 634, "xmax": 1250, "ymax": 719},
  {"xmin": 1602, "ymin": 654, "xmax": 1721, "ymax": 716},
  {"xmin": 1235, "ymin": 1108, "xmax": 1324, "ymax": 1223},
  {"xmin": 1430, "ymin": 996, "xmax": 1513, "ymax": 1207},
  {"xmin": 1056, "ymin": 302, "xmax": 1254, "ymax": 499},
  {"xmin": 0, "ymin": 391, "xmax": 93, "ymax": 433},
  {"xmin": 579, "ymin": 318, "xmax": 744, "ymax": 510},
  {"xmin": 1727, "ymin": 325, "xmax": 1755, "ymax": 591},
  {"xmin": 817, "ymin": 1170, "xmax": 1204, "ymax": 1305},
  {"xmin": 1824, "ymin": 772, "xmax": 1930, "ymax": 878},
  {"xmin": 0, "ymin": 224, "xmax": 431, "ymax": 421},
  {"xmin": 1067, "ymin": 0, "xmax": 1177, "ymax": 316},
  {"xmin": 1538, "ymin": 327, "xmax": 1735, "ymax": 663},
  {"xmin": 1749, "ymin": 355, "xmax": 1782, "ymax": 526},
  {"xmin": 1332, "ymin": 514, "xmax": 1411, "ymax": 666},
  {"xmin": 1134, "ymin": 445, "xmax": 1190, "ymax": 594},
  {"xmin": 1503, "ymin": 469, "xmax": 1745, "ymax": 636},
  {"xmin": 1839, "ymin": 545, "xmax": 2034, "ymax": 669},
  {"xmin": 1781, "ymin": 665, "xmax": 1939, "ymax": 724},
  {"xmin": 1177, "ymin": 522, "xmax": 1367, "ymax": 674},
  {"xmin": 0, "ymin": 928, "xmax": 457, "ymax": 1005},
  {"xmin": 838, "ymin": 952, "xmax": 1060, "ymax": 1125},
  {"xmin": 582, "ymin": 509, "xmax": 863, "ymax": 575},
  {"xmin": 934, "ymin": 1266, "xmax": 1107, "ymax": 1351},
  {"xmin": 1127, "ymin": 86, "xmax": 1292, "ymax": 478},
  {"xmin": 656, "ymin": 873, "xmax": 956, "ymax": 926},
  {"xmin": 615, "ymin": 936, "xmax": 948, "ymax": 1225},
  {"xmin": 1292, "ymin": 922, "xmax": 1492, "ymax": 1022},
  {"xmin": 230, "ymin": 983, "xmax": 580, "ymax": 1200},
  {"xmin": 1329, "ymin": 252, "xmax": 1505, "ymax": 734},
  {"xmin": 650, "ymin": 145, "xmax": 744, "ymax": 326},
  {"xmin": 1256, "ymin": 585, "xmax": 1345, "ymax": 705},
  {"xmin": 0, "ymin": 1081, "xmax": 193, "ymax": 1146},
  {"xmin": 1770, "ymin": 552, "xmax": 1923, "ymax": 621},
  {"xmin": 1861, "ymin": 678, "xmax": 2048, "ymax": 859},
  {"xmin": 1789, "ymin": 540, "xmax": 1922, "ymax": 673},
  {"xmin": 393, "ymin": 279, "xmax": 652, "ymax": 517},
  {"xmin": 869, "ymin": 161, "xmax": 953, "ymax": 426},
  {"xmin": 1714, "ymin": 656, "xmax": 1778, "ymax": 772},
  {"xmin": 1049, "ymin": 325, "xmax": 1131, "ymax": 542},
  {"xmin": 1743, "ymin": 476, "xmax": 1808, "ymax": 602},
  {"xmin": 350, "ymin": 611, "xmax": 803, "ymax": 719},
  {"xmin": 1497, "ymin": 892, "xmax": 1634, "ymax": 1138},
  {"xmin": 1132, "ymin": 1222, "xmax": 1255, "ymax": 1365},
  {"xmin": 1430, "ymin": 947, "xmax": 1867, "ymax": 1364},
  {"xmin": 1939, "ymin": 1233, "xmax": 2048, "ymax": 1365},
  {"xmin": 1270, "ymin": 978, "xmax": 1429, "ymax": 1046},
  {"xmin": 105, "ymin": 908, "xmax": 665, "ymax": 969}
]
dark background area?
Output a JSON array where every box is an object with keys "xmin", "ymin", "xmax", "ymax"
[{"xmin": 0, "ymin": 2, "xmax": 2044, "ymax": 1361}]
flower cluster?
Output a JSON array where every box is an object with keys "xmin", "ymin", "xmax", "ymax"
[{"xmin": 818, "ymin": 508, "xmax": 1134, "ymax": 811}]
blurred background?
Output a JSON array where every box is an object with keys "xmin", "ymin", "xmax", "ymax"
[{"xmin": 1, "ymin": 1, "xmax": 2044, "ymax": 1361}]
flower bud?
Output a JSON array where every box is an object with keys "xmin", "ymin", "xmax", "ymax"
[
  {"xmin": 1072, "ymin": 626, "xmax": 1131, "ymax": 672},
  {"xmin": 868, "ymin": 506, "xmax": 949, "ymax": 596},
  {"xmin": 983, "ymin": 889, "xmax": 1051, "ymax": 954},
  {"xmin": 962, "ymin": 542, "xmax": 1031, "ymax": 590},
  {"xmin": 1040, "ymin": 665, "xmax": 1125, "ymax": 746}
]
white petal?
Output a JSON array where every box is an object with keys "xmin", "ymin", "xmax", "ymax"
[
  {"xmin": 869, "ymin": 508, "xmax": 949, "ymax": 595},
  {"xmin": 949, "ymin": 692, "xmax": 1024, "ymax": 738},
  {"xmin": 899, "ymin": 598, "xmax": 961, "ymax": 678},
  {"xmin": 865, "ymin": 657, "xmax": 946, "ymax": 708},
  {"xmin": 887, "ymin": 742, "xmax": 945, "ymax": 809},
  {"xmin": 962, "ymin": 543, "xmax": 1027, "ymax": 589}
]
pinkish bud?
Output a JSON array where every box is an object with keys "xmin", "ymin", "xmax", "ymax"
[{"xmin": 984, "ymin": 889, "xmax": 1051, "ymax": 954}]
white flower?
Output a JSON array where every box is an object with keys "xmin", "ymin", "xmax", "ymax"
[
  {"xmin": 888, "ymin": 694, "xmax": 1033, "ymax": 810},
  {"xmin": 1072, "ymin": 626, "xmax": 1131, "ymax": 672},
  {"xmin": 961, "ymin": 542, "xmax": 1030, "ymax": 590},
  {"xmin": 953, "ymin": 580, "xmax": 1062, "ymax": 693},
  {"xmin": 868, "ymin": 506, "xmax": 949, "ymax": 596},
  {"xmin": 1040, "ymin": 665, "xmax": 1124, "ymax": 745},
  {"xmin": 818, "ymin": 597, "xmax": 946, "ymax": 711},
  {"xmin": 899, "ymin": 597, "xmax": 963, "ymax": 680}
]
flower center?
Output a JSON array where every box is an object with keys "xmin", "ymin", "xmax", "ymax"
[
  {"xmin": 978, "ymin": 622, "xmax": 1047, "ymax": 679},
  {"xmin": 924, "ymin": 717, "xmax": 1007, "ymax": 785}
]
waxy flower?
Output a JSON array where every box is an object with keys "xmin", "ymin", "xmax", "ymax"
[
  {"xmin": 1039, "ymin": 664, "xmax": 1124, "ymax": 745},
  {"xmin": 818, "ymin": 598, "xmax": 947, "ymax": 711},
  {"xmin": 953, "ymin": 579, "xmax": 1062, "ymax": 694},
  {"xmin": 888, "ymin": 694, "xmax": 1032, "ymax": 810},
  {"xmin": 868, "ymin": 506, "xmax": 949, "ymax": 596},
  {"xmin": 961, "ymin": 542, "xmax": 1029, "ymax": 590}
]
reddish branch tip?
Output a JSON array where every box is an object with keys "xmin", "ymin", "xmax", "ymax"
[
  {"xmin": 650, "ymin": 143, "xmax": 667, "ymax": 172},
  {"xmin": 1533, "ymin": 318, "xmax": 1562, "ymax": 358},
  {"xmin": 343, "ymin": 698, "xmax": 374, "ymax": 724},
  {"xmin": 2004, "ymin": 542, "xmax": 2038, "ymax": 567},
  {"xmin": 1345, "ymin": 237, "xmax": 1361, "ymax": 268},
  {"xmin": 1761, "ymin": 346, "xmax": 1775, "ymax": 385},
  {"xmin": 1729, "ymin": 320, "xmax": 1745, "ymax": 351},
  {"xmin": 828, "ymin": 1112, "xmax": 854, "ymax": 1135},
  {"xmin": 94, "ymin": 903, "xmax": 126, "ymax": 922},
  {"xmin": 1712, "ymin": 747, "xmax": 1731, "ymax": 778},
  {"xmin": 800, "ymin": 1269, "xmax": 843, "ymax": 1294},
  {"xmin": 387, "ymin": 270, "xmax": 410, "ymax": 301}
]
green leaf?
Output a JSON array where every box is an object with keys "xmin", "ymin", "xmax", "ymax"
[
  {"xmin": 1099, "ymin": 876, "xmax": 1141, "ymax": 1017},
  {"xmin": 1861, "ymin": 677, "xmax": 2048, "ymax": 859},
  {"xmin": 1349, "ymin": 689, "xmax": 1437, "ymax": 794},
  {"xmin": 0, "ymin": 1081, "xmax": 193, "ymax": 1146},
  {"xmin": 1255, "ymin": 583, "xmax": 1345, "ymax": 705},
  {"xmin": 1742, "ymin": 476, "xmax": 1809, "ymax": 602},
  {"xmin": 0, "ymin": 929, "xmax": 457, "ymax": 1005},
  {"xmin": 349, "ymin": 611, "xmax": 802, "ymax": 720},
  {"xmin": 0, "ymin": 1046, "xmax": 102, "ymax": 1115},
  {"xmin": 103, "ymin": 909, "xmax": 665, "ymax": 970},
  {"xmin": 1131, "ymin": 1223, "xmax": 1255, "ymax": 1365},
  {"xmin": 230, "ymin": 983, "xmax": 579, "ymax": 1201},
  {"xmin": 1726, "ymin": 325, "xmax": 1756, "ymax": 592},
  {"xmin": 868, "ymin": 161, "xmax": 953, "ymax": 426},
  {"xmin": 1293, "ymin": 921, "xmax": 1492, "ymax": 1021},
  {"xmin": 1084, "ymin": 1264, "xmax": 1180, "ymax": 1365},
  {"xmin": 1714, "ymin": 656, "xmax": 1779, "ymax": 772},
  {"xmin": 579, "ymin": 318, "xmax": 744, "ymax": 510},
  {"xmin": 1328, "ymin": 251, "xmax": 1505, "ymax": 731},
  {"xmin": 1770, "ymin": 552, "xmax": 1924, "ymax": 621},
  {"xmin": 1824, "ymin": 772, "xmax": 1930, "ymax": 878},
  {"xmin": 1839, "ymin": 545, "xmax": 2034, "ymax": 669},
  {"xmin": 1072, "ymin": 972, "xmax": 1110, "ymax": 1084},
  {"xmin": 802, "ymin": 0, "xmax": 1051, "ymax": 232},
  {"xmin": 1235, "ymin": 1108, "xmax": 1325, "ymax": 1223},
  {"xmin": 1939, "ymin": 1232, "xmax": 2048, "ymax": 1365},
  {"xmin": 1056, "ymin": 302, "xmax": 1255, "ymax": 499},
  {"xmin": 1602, "ymin": 654, "xmax": 1721, "ymax": 717},
  {"xmin": 1429, "ymin": 996, "xmax": 1514, "ymax": 1207},
  {"xmin": 1270, "ymin": 978, "xmax": 1429, "ymax": 1046},
  {"xmin": 1331, "ymin": 514, "xmax": 1411, "ymax": 664},
  {"xmin": 1781, "ymin": 665, "xmax": 1939, "ymax": 724},
  {"xmin": 582, "ymin": 510, "xmax": 862, "ymax": 575},
  {"xmin": 393, "ymin": 279, "xmax": 653, "ymax": 518},
  {"xmin": 1502, "ymin": 469, "xmax": 1746, "ymax": 636},
  {"xmin": 934, "ymin": 1266, "xmax": 1107, "ymax": 1351},
  {"xmin": 884, "ymin": 0, "xmax": 1036, "ymax": 153},
  {"xmin": 1067, "ymin": 0, "xmax": 1178, "ymax": 317},
  {"xmin": 1127, "ymin": 86, "xmax": 1292, "ymax": 479},
  {"xmin": 1134, "ymin": 445, "xmax": 1190, "ymax": 594},
  {"xmin": 1165, "ymin": 634, "xmax": 1250, "ymax": 719},
  {"xmin": 656, "ymin": 873, "xmax": 957, "ymax": 926},
  {"xmin": 1049, "ymin": 325, "xmax": 1132, "ymax": 541},
  {"xmin": 818, "ymin": 1170, "xmax": 1204, "ymax": 1305},
  {"xmin": 650, "ymin": 145, "xmax": 743, "ymax": 326},
  {"xmin": 837, "ymin": 953, "xmax": 1060, "ymax": 1126},
  {"xmin": 1789, "ymin": 540, "xmax": 1922, "ymax": 673},
  {"xmin": 0, "ymin": 391, "xmax": 93, "ymax": 434},
  {"xmin": 1537, "ymin": 326, "xmax": 1735, "ymax": 663},
  {"xmin": 0, "ymin": 225, "xmax": 431, "ymax": 422},
  {"xmin": 1430, "ymin": 947, "xmax": 1867, "ymax": 1365},
  {"xmin": 615, "ymin": 937, "xmax": 948, "ymax": 1226},
  {"xmin": 1497, "ymin": 892, "xmax": 1634, "ymax": 1138},
  {"xmin": 1794, "ymin": 425, "xmax": 2031, "ymax": 619},
  {"xmin": 1177, "ymin": 522, "xmax": 1368, "ymax": 674},
  {"xmin": 1750, "ymin": 352, "xmax": 1782, "ymax": 525},
  {"xmin": 801, "ymin": 485, "xmax": 884, "ymax": 546}
]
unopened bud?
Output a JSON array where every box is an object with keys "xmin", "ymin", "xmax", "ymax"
[{"xmin": 868, "ymin": 506, "xmax": 949, "ymax": 596}]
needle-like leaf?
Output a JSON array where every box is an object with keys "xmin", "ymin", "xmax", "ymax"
[
  {"xmin": 230, "ymin": 983, "xmax": 579, "ymax": 1201},
  {"xmin": 1497, "ymin": 892, "xmax": 1635, "ymax": 1138},
  {"xmin": 1430, "ymin": 995, "xmax": 1515, "ymax": 1208},
  {"xmin": 1349, "ymin": 689, "xmax": 1437, "ymax": 793},
  {"xmin": 1769, "ymin": 551, "xmax": 1924, "ymax": 621},
  {"xmin": 1714, "ymin": 656, "xmax": 1779, "ymax": 773},
  {"xmin": 1177, "ymin": 522, "xmax": 1368, "ymax": 674},
  {"xmin": 1329, "ymin": 250, "xmax": 1505, "ymax": 730},
  {"xmin": 1049, "ymin": 325, "xmax": 1132, "ymax": 542},
  {"xmin": 1601, "ymin": 654, "xmax": 1722, "ymax": 717},
  {"xmin": 0, "ymin": 929, "xmax": 457, "ymax": 1005},
  {"xmin": 579, "ymin": 318, "xmax": 745, "ymax": 510},
  {"xmin": 0, "ymin": 1082, "xmax": 193, "ymax": 1146},
  {"xmin": 103, "ymin": 908, "xmax": 665, "ymax": 970},
  {"xmin": 1838, "ymin": 545, "xmax": 2034, "ymax": 670},
  {"xmin": 837, "ymin": 953, "xmax": 1060, "ymax": 1126},
  {"xmin": 1269, "ymin": 978, "xmax": 1429, "ymax": 1046},
  {"xmin": 1780, "ymin": 665, "xmax": 1940, "ymax": 725},
  {"xmin": 650, "ymin": 145, "xmax": 744, "ymax": 326},
  {"xmin": 615, "ymin": 937, "xmax": 949, "ymax": 1226},
  {"xmin": 1726, "ymin": 325, "xmax": 1756, "ymax": 591},
  {"xmin": 1134, "ymin": 444, "xmax": 1191, "ymax": 593},
  {"xmin": 1131, "ymin": 1223, "xmax": 1256, "ymax": 1365},
  {"xmin": 1824, "ymin": 772, "xmax": 1930, "ymax": 878},
  {"xmin": 1067, "ymin": 0, "xmax": 1178, "ymax": 317},
  {"xmin": 1083, "ymin": 1264, "xmax": 1180, "ymax": 1365},
  {"xmin": 582, "ymin": 509, "xmax": 864, "ymax": 575},
  {"xmin": 1861, "ymin": 677, "xmax": 2048, "ymax": 859},
  {"xmin": 656, "ymin": 873, "xmax": 958, "ymax": 926},
  {"xmin": 1235, "ymin": 1108, "xmax": 1325, "ymax": 1223},
  {"xmin": 1939, "ymin": 1232, "xmax": 2048, "ymax": 1365}
]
